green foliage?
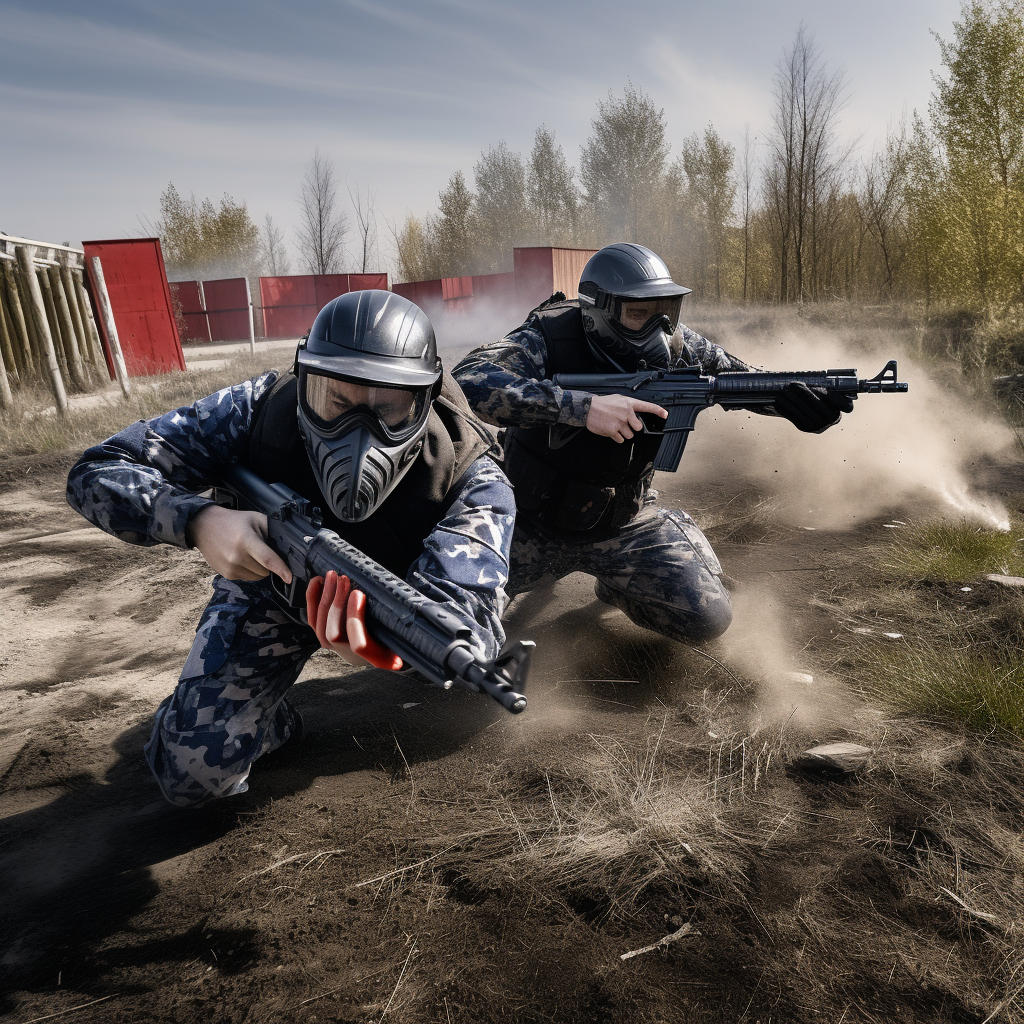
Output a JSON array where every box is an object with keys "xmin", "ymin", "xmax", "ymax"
[
  {"xmin": 579, "ymin": 83, "xmax": 669, "ymax": 245},
  {"xmin": 434, "ymin": 171, "xmax": 475, "ymax": 277},
  {"xmin": 932, "ymin": 1, "xmax": 1024, "ymax": 191},
  {"xmin": 908, "ymin": 2, "xmax": 1024, "ymax": 313},
  {"xmin": 527, "ymin": 126, "xmax": 580, "ymax": 246},
  {"xmin": 156, "ymin": 184, "xmax": 263, "ymax": 280},
  {"xmin": 473, "ymin": 142, "xmax": 530, "ymax": 273},
  {"xmin": 681, "ymin": 126, "xmax": 736, "ymax": 300}
]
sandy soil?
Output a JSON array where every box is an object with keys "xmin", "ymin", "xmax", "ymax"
[{"xmin": 2, "ymin": 326, "xmax": 1023, "ymax": 1022}]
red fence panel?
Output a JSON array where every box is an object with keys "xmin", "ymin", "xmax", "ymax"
[
  {"xmin": 312, "ymin": 274, "xmax": 352, "ymax": 311},
  {"xmin": 393, "ymin": 279, "xmax": 443, "ymax": 315},
  {"xmin": 169, "ymin": 280, "xmax": 212, "ymax": 344},
  {"xmin": 259, "ymin": 273, "xmax": 391, "ymax": 339},
  {"xmin": 441, "ymin": 276, "xmax": 474, "ymax": 301},
  {"xmin": 348, "ymin": 273, "xmax": 389, "ymax": 292},
  {"xmin": 203, "ymin": 277, "xmax": 251, "ymax": 342},
  {"xmin": 82, "ymin": 237, "xmax": 185, "ymax": 376},
  {"xmin": 260, "ymin": 275, "xmax": 317, "ymax": 339}
]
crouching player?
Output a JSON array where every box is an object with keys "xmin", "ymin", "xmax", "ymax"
[{"xmin": 67, "ymin": 291, "xmax": 515, "ymax": 807}]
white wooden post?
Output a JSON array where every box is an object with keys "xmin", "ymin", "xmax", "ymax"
[
  {"xmin": 15, "ymin": 245, "xmax": 68, "ymax": 416},
  {"xmin": 90, "ymin": 256, "xmax": 131, "ymax": 398}
]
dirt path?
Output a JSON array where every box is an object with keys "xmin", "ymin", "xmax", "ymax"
[{"xmin": 1, "ymin": 448, "xmax": 1021, "ymax": 1023}]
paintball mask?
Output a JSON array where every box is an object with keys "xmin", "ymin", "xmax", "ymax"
[
  {"xmin": 578, "ymin": 243, "xmax": 691, "ymax": 372},
  {"xmin": 295, "ymin": 290, "xmax": 442, "ymax": 523}
]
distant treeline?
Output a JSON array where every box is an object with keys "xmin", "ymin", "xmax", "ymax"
[{"xmin": 397, "ymin": 3, "xmax": 1024, "ymax": 330}]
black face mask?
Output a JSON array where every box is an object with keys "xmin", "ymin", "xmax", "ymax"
[
  {"xmin": 297, "ymin": 371, "xmax": 432, "ymax": 523},
  {"xmin": 582, "ymin": 309, "xmax": 673, "ymax": 372}
]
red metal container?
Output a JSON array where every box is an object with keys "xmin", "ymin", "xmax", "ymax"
[
  {"xmin": 82, "ymin": 237, "xmax": 185, "ymax": 376},
  {"xmin": 513, "ymin": 246, "xmax": 597, "ymax": 309}
]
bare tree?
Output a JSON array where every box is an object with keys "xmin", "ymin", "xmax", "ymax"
[
  {"xmin": 764, "ymin": 28, "xmax": 849, "ymax": 302},
  {"xmin": 740, "ymin": 125, "xmax": 757, "ymax": 302},
  {"xmin": 348, "ymin": 182, "xmax": 379, "ymax": 274},
  {"xmin": 260, "ymin": 213, "xmax": 291, "ymax": 275},
  {"xmin": 296, "ymin": 150, "xmax": 347, "ymax": 274},
  {"xmin": 861, "ymin": 120, "xmax": 911, "ymax": 299}
]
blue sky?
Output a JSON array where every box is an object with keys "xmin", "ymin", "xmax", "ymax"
[{"xmin": 1, "ymin": 0, "xmax": 964, "ymax": 269}]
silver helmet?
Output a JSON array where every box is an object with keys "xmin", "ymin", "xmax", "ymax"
[
  {"xmin": 295, "ymin": 290, "xmax": 442, "ymax": 523},
  {"xmin": 577, "ymin": 243, "xmax": 691, "ymax": 371}
]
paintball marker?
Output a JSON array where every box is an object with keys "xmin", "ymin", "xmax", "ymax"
[
  {"xmin": 216, "ymin": 464, "xmax": 532, "ymax": 714},
  {"xmin": 551, "ymin": 360, "xmax": 909, "ymax": 472}
]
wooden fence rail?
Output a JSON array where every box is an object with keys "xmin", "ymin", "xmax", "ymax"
[{"xmin": 0, "ymin": 235, "xmax": 118, "ymax": 415}]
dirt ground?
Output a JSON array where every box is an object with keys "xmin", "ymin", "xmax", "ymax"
[{"xmin": 2, "ymin": 324, "xmax": 1023, "ymax": 1023}]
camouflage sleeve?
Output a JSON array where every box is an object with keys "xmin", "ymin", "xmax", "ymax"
[
  {"xmin": 672, "ymin": 324, "xmax": 752, "ymax": 373},
  {"xmin": 408, "ymin": 456, "xmax": 514, "ymax": 660},
  {"xmin": 453, "ymin": 322, "xmax": 592, "ymax": 429},
  {"xmin": 66, "ymin": 371, "xmax": 280, "ymax": 548}
]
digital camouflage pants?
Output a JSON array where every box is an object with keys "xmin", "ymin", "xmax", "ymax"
[
  {"xmin": 145, "ymin": 576, "xmax": 317, "ymax": 808},
  {"xmin": 508, "ymin": 507, "xmax": 733, "ymax": 644}
]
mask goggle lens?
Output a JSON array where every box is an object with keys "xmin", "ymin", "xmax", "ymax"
[
  {"xmin": 611, "ymin": 296, "xmax": 683, "ymax": 335},
  {"xmin": 303, "ymin": 373, "xmax": 426, "ymax": 437}
]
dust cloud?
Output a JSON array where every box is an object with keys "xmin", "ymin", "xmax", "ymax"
[
  {"xmin": 664, "ymin": 317, "xmax": 1016, "ymax": 531},
  {"xmin": 718, "ymin": 582, "xmax": 854, "ymax": 730},
  {"xmin": 431, "ymin": 296, "xmax": 535, "ymax": 365}
]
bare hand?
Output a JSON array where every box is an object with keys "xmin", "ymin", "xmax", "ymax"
[
  {"xmin": 585, "ymin": 394, "xmax": 668, "ymax": 442},
  {"xmin": 305, "ymin": 571, "xmax": 403, "ymax": 671},
  {"xmin": 185, "ymin": 504, "xmax": 292, "ymax": 583}
]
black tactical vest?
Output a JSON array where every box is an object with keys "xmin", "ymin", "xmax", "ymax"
[
  {"xmin": 502, "ymin": 299, "xmax": 663, "ymax": 534},
  {"xmin": 246, "ymin": 371, "xmax": 495, "ymax": 577}
]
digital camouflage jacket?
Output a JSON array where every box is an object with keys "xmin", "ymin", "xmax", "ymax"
[{"xmin": 66, "ymin": 370, "xmax": 515, "ymax": 659}]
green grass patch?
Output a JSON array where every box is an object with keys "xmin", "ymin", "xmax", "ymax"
[
  {"xmin": 856, "ymin": 636, "xmax": 1024, "ymax": 739},
  {"xmin": 880, "ymin": 518, "xmax": 1024, "ymax": 583}
]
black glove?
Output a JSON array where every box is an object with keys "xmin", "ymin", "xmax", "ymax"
[{"xmin": 774, "ymin": 382, "xmax": 854, "ymax": 433}]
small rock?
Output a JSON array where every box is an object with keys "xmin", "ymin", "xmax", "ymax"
[
  {"xmin": 986, "ymin": 574, "xmax": 1024, "ymax": 588},
  {"xmin": 883, "ymin": 632, "xmax": 903, "ymax": 639},
  {"xmin": 960, "ymin": 587, "xmax": 972, "ymax": 592},
  {"xmin": 784, "ymin": 671, "xmax": 814, "ymax": 686},
  {"xmin": 794, "ymin": 742, "xmax": 872, "ymax": 774}
]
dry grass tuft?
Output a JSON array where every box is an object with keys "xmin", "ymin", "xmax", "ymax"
[
  {"xmin": 692, "ymin": 494, "xmax": 782, "ymax": 545},
  {"xmin": 0, "ymin": 353, "xmax": 284, "ymax": 460}
]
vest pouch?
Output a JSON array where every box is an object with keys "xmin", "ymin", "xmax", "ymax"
[
  {"xmin": 554, "ymin": 481, "xmax": 614, "ymax": 532},
  {"xmin": 502, "ymin": 430, "xmax": 559, "ymax": 512}
]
